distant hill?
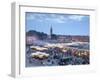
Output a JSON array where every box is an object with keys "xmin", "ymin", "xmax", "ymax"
[{"xmin": 26, "ymin": 30, "xmax": 48, "ymax": 40}]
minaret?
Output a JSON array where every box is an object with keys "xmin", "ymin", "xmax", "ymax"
[{"xmin": 50, "ymin": 26, "xmax": 53, "ymax": 39}]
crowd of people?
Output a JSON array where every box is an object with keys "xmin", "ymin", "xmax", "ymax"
[{"xmin": 26, "ymin": 45, "xmax": 89, "ymax": 66}]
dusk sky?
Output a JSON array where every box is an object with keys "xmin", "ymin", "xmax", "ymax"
[{"xmin": 25, "ymin": 12, "xmax": 90, "ymax": 36}]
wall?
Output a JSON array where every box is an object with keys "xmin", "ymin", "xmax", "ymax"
[{"xmin": 0, "ymin": 0, "xmax": 99, "ymax": 80}]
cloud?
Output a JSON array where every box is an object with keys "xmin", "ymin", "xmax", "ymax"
[
  {"xmin": 26, "ymin": 13, "xmax": 85, "ymax": 23},
  {"xmin": 68, "ymin": 15, "xmax": 85, "ymax": 21},
  {"xmin": 44, "ymin": 14, "xmax": 85, "ymax": 23},
  {"xmin": 26, "ymin": 13, "xmax": 46, "ymax": 20},
  {"xmin": 45, "ymin": 17, "xmax": 66, "ymax": 23},
  {"xmin": 26, "ymin": 14, "xmax": 36, "ymax": 20},
  {"xmin": 26, "ymin": 13, "xmax": 67, "ymax": 23},
  {"xmin": 53, "ymin": 18, "xmax": 66, "ymax": 23},
  {"xmin": 45, "ymin": 15, "xmax": 67, "ymax": 23}
]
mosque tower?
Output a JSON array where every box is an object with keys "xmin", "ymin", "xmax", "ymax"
[{"xmin": 50, "ymin": 26, "xmax": 53, "ymax": 39}]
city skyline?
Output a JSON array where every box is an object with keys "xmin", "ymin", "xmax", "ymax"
[{"xmin": 26, "ymin": 12, "xmax": 90, "ymax": 36}]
